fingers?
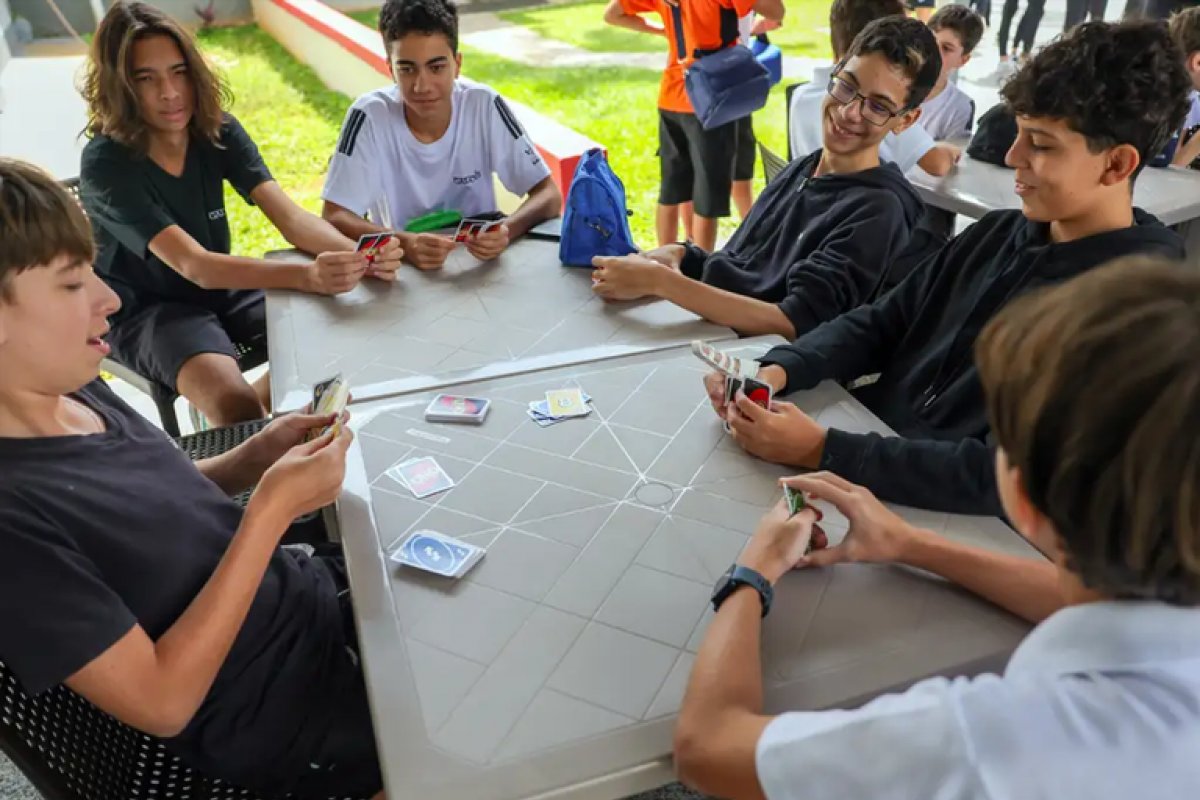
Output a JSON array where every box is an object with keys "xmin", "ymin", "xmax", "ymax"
[
  {"xmin": 733, "ymin": 391, "xmax": 771, "ymax": 422},
  {"xmin": 321, "ymin": 251, "xmax": 370, "ymax": 267},
  {"xmin": 294, "ymin": 427, "xmax": 335, "ymax": 456},
  {"xmin": 798, "ymin": 541, "xmax": 848, "ymax": 568},
  {"xmin": 781, "ymin": 473, "xmax": 857, "ymax": 512}
]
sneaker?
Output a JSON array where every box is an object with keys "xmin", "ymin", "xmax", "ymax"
[
  {"xmin": 188, "ymin": 402, "xmax": 211, "ymax": 433},
  {"xmin": 982, "ymin": 59, "xmax": 1017, "ymax": 85}
]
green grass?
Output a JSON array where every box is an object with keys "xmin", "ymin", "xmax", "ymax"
[
  {"xmin": 196, "ymin": 25, "xmax": 350, "ymax": 256},
  {"xmin": 496, "ymin": 0, "xmax": 831, "ymax": 59}
]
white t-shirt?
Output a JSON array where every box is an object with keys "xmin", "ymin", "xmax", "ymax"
[
  {"xmin": 755, "ymin": 601, "xmax": 1200, "ymax": 800},
  {"xmin": 322, "ymin": 80, "xmax": 551, "ymax": 229},
  {"xmin": 919, "ymin": 81, "xmax": 975, "ymax": 141},
  {"xmin": 787, "ymin": 64, "xmax": 935, "ymax": 172}
]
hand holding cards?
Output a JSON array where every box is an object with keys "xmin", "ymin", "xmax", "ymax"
[
  {"xmin": 390, "ymin": 530, "xmax": 484, "ymax": 578},
  {"xmin": 453, "ymin": 217, "xmax": 503, "ymax": 243},
  {"xmin": 311, "ymin": 374, "xmax": 350, "ymax": 439}
]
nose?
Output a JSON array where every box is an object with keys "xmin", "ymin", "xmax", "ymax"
[
  {"xmin": 1004, "ymin": 137, "xmax": 1025, "ymax": 169},
  {"xmin": 92, "ymin": 272, "xmax": 122, "ymax": 318},
  {"xmin": 160, "ymin": 75, "xmax": 181, "ymax": 102},
  {"xmin": 840, "ymin": 97, "xmax": 866, "ymax": 125},
  {"xmin": 412, "ymin": 70, "xmax": 428, "ymax": 93}
]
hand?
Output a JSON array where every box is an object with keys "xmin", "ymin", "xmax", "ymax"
[
  {"xmin": 943, "ymin": 143, "xmax": 963, "ymax": 165},
  {"xmin": 249, "ymin": 426, "xmax": 353, "ymax": 528},
  {"xmin": 365, "ymin": 234, "xmax": 404, "ymax": 282},
  {"xmin": 404, "ymin": 232, "xmax": 456, "ymax": 271},
  {"xmin": 591, "ymin": 254, "xmax": 667, "ymax": 301},
  {"xmin": 1174, "ymin": 126, "xmax": 1200, "ymax": 168},
  {"xmin": 465, "ymin": 223, "xmax": 510, "ymax": 261},
  {"xmin": 641, "ymin": 244, "xmax": 685, "ymax": 271},
  {"xmin": 783, "ymin": 472, "xmax": 919, "ymax": 568},
  {"xmin": 727, "ymin": 394, "xmax": 826, "ymax": 468},
  {"xmin": 738, "ymin": 499, "xmax": 828, "ymax": 584},
  {"xmin": 703, "ymin": 370, "xmax": 728, "ymax": 418},
  {"xmin": 308, "ymin": 251, "xmax": 367, "ymax": 295},
  {"xmin": 243, "ymin": 410, "xmax": 346, "ymax": 479}
]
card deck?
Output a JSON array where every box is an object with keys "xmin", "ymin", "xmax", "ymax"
[
  {"xmin": 545, "ymin": 388, "xmax": 589, "ymax": 418},
  {"xmin": 387, "ymin": 457, "xmax": 456, "ymax": 499},
  {"xmin": 453, "ymin": 218, "xmax": 502, "ymax": 243},
  {"xmin": 355, "ymin": 232, "xmax": 394, "ymax": 260},
  {"xmin": 424, "ymin": 393, "xmax": 490, "ymax": 424},
  {"xmin": 784, "ymin": 485, "xmax": 806, "ymax": 516},
  {"xmin": 527, "ymin": 391, "xmax": 592, "ymax": 426},
  {"xmin": 390, "ymin": 530, "xmax": 484, "ymax": 578},
  {"xmin": 725, "ymin": 375, "xmax": 773, "ymax": 409}
]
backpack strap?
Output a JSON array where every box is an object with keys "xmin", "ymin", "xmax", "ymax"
[
  {"xmin": 692, "ymin": 6, "xmax": 741, "ymax": 59},
  {"xmin": 669, "ymin": 3, "xmax": 688, "ymax": 64}
]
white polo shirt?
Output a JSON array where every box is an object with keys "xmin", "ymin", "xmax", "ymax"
[
  {"xmin": 321, "ymin": 80, "xmax": 551, "ymax": 229},
  {"xmin": 787, "ymin": 64, "xmax": 935, "ymax": 171},
  {"xmin": 756, "ymin": 600, "xmax": 1200, "ymax": 800}
]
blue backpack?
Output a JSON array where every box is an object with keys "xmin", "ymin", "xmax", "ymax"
[{"xmin": 559, "ymin": 148, "xmax": 637, "ymax": 267}]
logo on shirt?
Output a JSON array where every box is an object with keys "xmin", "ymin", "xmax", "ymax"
[
  {"xmin": 453, "ymin": 170, "xmax": 483, "ymax": 186},
  {"xmin": 208, "ymin": 208, "xmax": 226, "ymax": 221},
  {"xmin": 524, "ymin": 145, "xmax": 543, "ymax": 167}
]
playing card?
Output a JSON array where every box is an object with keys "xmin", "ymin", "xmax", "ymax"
[
  {"xmin": 739, "ymin": 376, "xmax": 773, "ymax": 409},
  {"xmin": 387, "ymin": 457, "xmax": 456, "ymax": 499},
  {"xmin": 425, "ymin": 393, "xmax": 490, "ymax": 424},
  {"xmin": 356, "ymin": 232, "xmax": 382, "ymax": 253},
  {"xmin": 691, "ymin": 340, "xmax": 759, "ymax": 379},
  {"xmin": 784, "ymin": 485, "xmax": 806, "ymax": 516},
  {"xmin": 545, "ymin": 388, "xmax": 589, "ymax": 418},
  {"xmin": 390, "ymin": 529, "xmax": 484, "ymax": 578},
  {"xmin": 311, "ymin": 374, "xmax": 349, "ymax": 438}
]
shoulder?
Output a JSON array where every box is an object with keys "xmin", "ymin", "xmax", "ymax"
[
  {"xmin": 81, "ymin": 134, "xmax": 134, "ymax": 171},
  {"xmin": 348, "ymin": 85, "xmax": 401, "ymax": 119},
  {"xmin": 457, "ymin": 79, "xmax": 509, "ymax": 116},
  {"xmin": 218, "ymin": 112, "xmax": 257, "ymax": 145}
]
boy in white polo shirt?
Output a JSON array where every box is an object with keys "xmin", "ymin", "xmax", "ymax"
[
  {"xmin": 671, "ymin": 257, "xmax": 1200, "ymax": 800},
  {"xmin": 920, "ymin": 4, "xmax": 983, "ymax": 141},
  {"xmin": 321, "ymin": 0, "xmax": 561, "ymax": 271}
]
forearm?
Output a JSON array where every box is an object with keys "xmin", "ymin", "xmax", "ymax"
[
  {"xmin": 605, "ymin": 10, "xmax": 664, "ymax": 34},
  {"xmin": 657, "ymin": 269, "xmax": 796, "ymax": 337},
  {"xmin": 195, "ymin": 440, "xmax": 267, "ymax": 496},
  {"xmin": 918, "ymin": 144, "xmax": 957, "ymax": 177},
  {"xmin": 149, "ymin": 501, "xmax": 290, "ymax": 729},
  {"xmin": 752, "ymin": 0, "xmax": 785, "ymax": 22},
  {"xmin": 504, "ymin": 179, "xmax": 561, "ymax": 240},
  {"xmin": 178, "ymin": 250, "xmax": 312, "ymax": 292},
  {"xmin": 899, "ymin": 528, "xmax": 1062, "ymax": 623},
  {"xmin": 278, "ymin": 208, "xmax": 356, "ymax": 255},
  {"xmin": 322, "ymin": 203, "xmax": 387, "ymax": 240}
]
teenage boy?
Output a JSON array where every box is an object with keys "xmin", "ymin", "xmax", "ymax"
[
  {"xmin": 921, "ymin": 4, "xmax": 984, "ymax": 140},
  {"xmin": 0, "ymin": 159, "xmax": 383, "ymax": 799},
  {"xmin": 80, "ymin": 2, "xmax": 399, "ymax": 428},
  {"xmin": 789, "ymin": 0, "xmax": 961, "ymax": 175},
  {"xmin": 590, "ymin": 16, "xmax": 935, "ymax": 340},
  {"xmin": 604, "ymin": 0, "xmax": 785, "ymax": 251},
  {"xmin": 674, "ymin": 257, "xmax": 1200, "ymax": 800},
  {"xmin": 322, "ymin": 0, "xmax": 562, "ymax": 271},
  {"xmin": 1169, "ymin": 6, "xmax": 1200, "ymax": 166},
  {"xmin": 708, "ymin": 21, "xmax": 1191, "ymax": 517}
]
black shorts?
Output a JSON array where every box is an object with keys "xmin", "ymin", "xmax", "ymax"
[
  {"xmin": 732, "ymin": 115, "xmax": 757, "ymax": 182},
  {"xmin": 107, "ymin": 291, "xmax": 266, "ymax": 393},
  {"xmin": 657, "ymin": 109, "xmax": 735, "ymax": 218},
  {"xmin": 288, "ymin": 553, "xmax": 384, "ymax": 800}
]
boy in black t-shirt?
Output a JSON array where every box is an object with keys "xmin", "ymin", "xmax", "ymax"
[
  {"xmin": 0, "ymin": 158, "xmax": 383, "ymax": 798},
  {"xmin": 80, "ymin": 2, "xmax": 403, "ymax": 428}
]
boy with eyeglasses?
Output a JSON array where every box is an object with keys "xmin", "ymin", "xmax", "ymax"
[{"xmin": 590, "ymin": 16, "xmax": 936, "ymax": 341}]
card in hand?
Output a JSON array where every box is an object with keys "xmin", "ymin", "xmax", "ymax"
[
  {"xmin": 784, "ymin": 485, "xmax": 806, "ymax": 516},
  {"xmin": 311, "ymin": 373, "xmax": 349, "ymax": 438},
  {"xmin": 425, "ymin": 393, "xmax": 490, "ymax": 424},
  {"xmin": 390, "ymin": 529, "xmax": 484, "ymax": 578},
  {"xmin": 356, "ymin": 232, "xmax": 394, "ymax": 261},
  {"xmin": 387, "ymin": 456, "xmax": 456, "ymax": 499}
]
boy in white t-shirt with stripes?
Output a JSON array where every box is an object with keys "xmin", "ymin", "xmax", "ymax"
[{"xmin": 321, "ymin": 0, "xmax": 561, "ymax": 271}]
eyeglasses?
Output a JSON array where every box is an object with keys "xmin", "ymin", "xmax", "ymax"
[{"xmin": 826, "ymin": 75, "xmax": 903, "ymax": 127}]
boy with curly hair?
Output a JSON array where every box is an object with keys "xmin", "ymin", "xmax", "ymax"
[{"xmin": 707, "ymin": 21, "xmax": 1191, "ymax": 518}]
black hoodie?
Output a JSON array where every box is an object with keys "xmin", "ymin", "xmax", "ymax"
[
  {"xmin": 759, "ymin": 208, "xmax": 1185, "ymax": 516},
  {"xmin": 679, "ymin": 151, "xmax": 925, "ymax": 337}
]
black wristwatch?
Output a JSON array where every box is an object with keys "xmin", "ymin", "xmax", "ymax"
[{"xmin": 711, "ymin": 564, "xmax": 773, "ymax": 617}]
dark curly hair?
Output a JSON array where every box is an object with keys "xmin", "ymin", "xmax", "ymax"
[
  {"xmin": 929, "ymin": 4, "xmax": 986, "ymax": 56},
  {"xmin": 379, "ymin": 0, "xmax": 458, "ymax": 52},
  {"xmin": 1001, "ymin": 21, "xmax": 1191, "ymax": 178},
  {"xmin": 842, "ymin": 16, "xmax": 942, "ymax": 110},
  {"xmin": 977, "ymin": 257, "xmax": 1200, "ymax": 606},
  {"xmin": 829, "ymin": 0, "xmax": 907, "ymax": 59}
]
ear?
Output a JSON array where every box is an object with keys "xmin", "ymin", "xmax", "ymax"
[
  {"xmin": 1099, "ymin": 143, "xmax": 1140, "ymax": 187},
  {"xmin": 890, "ymin": 106, "xmax": 921, "ymax": 135},
  {"xmin": 1188, "ymin": 51, "xmax": 1200, "ymax": 76},
  {"xmin": 960, "ymin": 52, "xmax": 972, "ymax": 67},
  {"xmin": 454, "ymin": 51, "xmax": 463, "ymax": 77}
]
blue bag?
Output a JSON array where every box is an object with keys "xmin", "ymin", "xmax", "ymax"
[
  {"xmin": 750, "ymin": 34, "xmax": 783, "ymax": 87},
  {"xmin": 672, "ymin": 5, "xmax": 770, "ymax": 130},
  {"xmin": 559, "ymin": 148, "xmax": 637, "ymax": 267}
]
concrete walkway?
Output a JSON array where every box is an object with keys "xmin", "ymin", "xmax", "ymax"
[{"xmin": 0, "ymin": 43, "xmax": 88, "ymax": 180}]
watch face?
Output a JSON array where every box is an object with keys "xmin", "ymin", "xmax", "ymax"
[{"xmin": 711, "ymin": 564, "xmax": 737, "ymax": 608}]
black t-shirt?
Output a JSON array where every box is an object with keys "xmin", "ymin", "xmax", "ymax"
[
  {"xmin": 0, "ymin": 381, "xmax": 351, "ymax": 789},
  {"xmin": 80, "ymin": 114, "xmax": 273, "ymax": 318}
]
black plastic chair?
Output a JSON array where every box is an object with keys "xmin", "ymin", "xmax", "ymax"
[
  {"xmin": 0, "ymin": 421, "xmax": 343, "ymax": 799},
  {"xmin": 759, "ymin": 144, "xmax": 789, "ymax": 184}
]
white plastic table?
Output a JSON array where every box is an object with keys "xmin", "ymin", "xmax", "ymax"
[
  {"xmin": 333, "ymin": 336, "xmax": 1041, "ymax": 800},
  {"xmin": 907, "ymin": 150, "xmax": 1200, "ymax": 255},
  {"xmin": 265, "ymin": 238, "xmax": 734, "ymax": 413}
]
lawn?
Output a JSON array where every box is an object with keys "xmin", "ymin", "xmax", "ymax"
[
  {"xmin": 496, "ymin": 0, "xmax": 832, "ymax": 59},
  {"xmin": 205, "ymin": 3, "xmax": 826, "ymax": 251}
]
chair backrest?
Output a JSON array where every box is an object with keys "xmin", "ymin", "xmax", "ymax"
[
  {"xmin": 784, "ymin": 81, "xmax": 805, "ymax": 161},
  {"xmin": 759, "ymin": 143, "xmax": 789, "ymax": 184}
]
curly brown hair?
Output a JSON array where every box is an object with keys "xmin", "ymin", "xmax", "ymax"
[
  {"xmin": 1001, "ymin": 21, "xmax": 1191, "ymax": 179},
  {"xmin": 0, "ymin": 160, "xmax": 94, "ymax": 298},
  {"xmin": 81, "ymin": 1, "xmax": 230, "ymax": 153},
  {"xmin": 976, "ymin": 257, "xmax": 1200, "ymax": 606}
]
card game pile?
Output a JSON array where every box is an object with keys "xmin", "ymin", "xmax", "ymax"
[
  {"xmin": 390, "ymin": 529, "xmax": 484, "ymax": 578},
  {"xmin": 386, "ymin": 456, "xmax": 456, "ymax": 499},
  {"xmin": 424, "ymin": 393, "xmax": 491, "ymax": 424},
  {"xmin": 527, "ymin": 388, "xmax": 593, "ymax": 427}
]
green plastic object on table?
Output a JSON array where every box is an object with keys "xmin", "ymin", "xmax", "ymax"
[{"xmin": 404, "ymin": 210, "xmax": 462, "ymax": 233}]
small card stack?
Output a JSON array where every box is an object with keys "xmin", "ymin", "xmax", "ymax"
[
  {"xmin": 424, "ymin": 393, "xmax": 490, "ymax": 424},
  {"xmin": 528, "ymin": 388, "xmax": 592, "ymax": 427},
  {"xmin": 390, "ymin": 530, "xmax": 484, "ymax": 579},
  {"xmin": 386, "ymin": 456, "xmax": 456, "ymax": 499}
]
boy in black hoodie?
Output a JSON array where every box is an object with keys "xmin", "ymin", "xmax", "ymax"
[
  {"xmin": 589, "ymin": 16, "xmax": 937, "ymax": 341},
  {"xmin": 709, "ymin": 20, "xmax": 1191, "ymax": 517}
]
